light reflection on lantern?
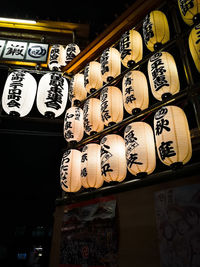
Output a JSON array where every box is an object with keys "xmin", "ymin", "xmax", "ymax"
[
  {"xmin": 189, "ymin": 24, "xmax": 200, "ymax": 72},
  {"xmin": 65, "ymin": 43, "xmax": 80, "ymax": 65},
  {"xmin": 48, "ymin": 44, "xmax": 65, "ymax": 71},
  {"xmin": 178, "ymin": 0, "xmax": 200, "ymax": 25},
  {"xmin": 69, "ymin": 73, "xmax": 87, "ymax": 106},
  {"xmin": 84, "ymin": 61, "xmax": 103, "ymax": 94}
]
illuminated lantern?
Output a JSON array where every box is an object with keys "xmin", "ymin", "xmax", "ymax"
[
  {"xmin": 143, "ymin": 10, "xmax": 170, "ymax": 51},
  {"xmin": 124, "ymin": 122, "xmax": 156, "ymax": 177},
  {"xmin": 48, "ymin": 44, "xmax": 65, "ymax": 71},
  {"xmin": 148, "ymin": 52, "xmax": 180, "ymax": 101},
  {"xmin": 81, "ymin": 144, "xmax": 104, "ymax": 188},
  {"xmin": 189, "ymin": 24, "xmax": 200, "ymax": 72},
  {"xmin": 154, "ymin": 105, "xmax": 192, "ymax": 168},
  {"xmin": 2, "ymin": 71, "xmax": 37, "ymax": 117},
  {"xmin": 100, "ymin": 134, "xmax": 127, "ymax": 183},
  {"xmin": 178, "ymin": 0, "xmax": 200, "ymax": 25},
  {"xmin": 122, "ymin": 70, "xmax": 149, "ymax": 115},
  {"xmin": 83, "ymin": 98, "xmax": 104, "ymax": 135},
  {"xmin": 65, "ymin": 43, "xmax": 80, "ymax": 65},
  {"xmin": 84, "ymin": 61, "xmax": 103, "ymax": 94},
  {"xmin": 37, "ymin": 72, "xmax": 68, "ymax": 118},
  {"xmin": 119, "ymin": 29, "xmax": 143, "ymax": 68},
  {"xmin": 69, "ymin": 73, "xmax": 87, "ymax": 106},
  {"xmin": 60, "ymin": 149, "xmax": 82, "ymax": 193},
  {"xmin": 100, "ymin": 47, "xmax": 121, "ymax": 83}
]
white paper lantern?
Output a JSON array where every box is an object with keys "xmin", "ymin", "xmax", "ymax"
[
  {"xmin": 189, "ymin": 24, "xmax": 200, "ymax": 72},
  {"xmin": 65, "ymin": 43, "xmax": 80, "ymax": 65},
  {"xmin": 178, "ymin": 0, "xmax": 200, "ymax": 25},
  {"xmin": 84, "ymin": 61, "xmax": 103, "ymax": 94},
  {"xmin": 69, "ymin": 73, "xmax": 87, "ymax": 106},
  {"xmin": 48, "ymin": 44, "xmax": 65, "ymax": 71}
]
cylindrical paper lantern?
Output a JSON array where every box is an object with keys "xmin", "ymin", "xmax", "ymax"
[
  {"xmin": 178, "ymin": 0, "xmax": 200, "ymax": 25},
  {"xmin": 119, "ymin": 29, "xmax": 143, "ymax": 68},
  {"xmin": 60, "ymin": 149, "xmax": 82, "ymax": 193},
  {"xmin": 100, "ymin": 134, "xmax": 127, "ymax": 183},
  {"xmin": 122, "ymin": 70, "xmax": 149, "ymax": 115},
  {"xmin": 100, "ymin": 86, "xmax": 123, "ymax": 126},
  {"xmin": 2, "ymin": 71, "xmax": 37, "ymax": 117},
  {"xmin": 189, "ymin": 24, "xmax": 200, "ymax": 72},
  {"xmin": 148, "ymin": 52, "xmax": 180, "ymax": 101},
  {"xmin": 48, "ymin": 44, "xmax": 65, "ymax": 71},
  {"xmin": 83, "ymin": 98, "xmax": 104, "ymax": 135},
  {"xmin": 124, "ymin": 122, "xmax": 156, "ymax": 176},
  {"xmin": 154, "ymin": 105, "xmax": 192, "ymax": 168},
  {"xmin": 65, "ymin": 43, "xmax": 80, "ymax": 65},
  {"xmin": 143, "ymin": 10, "xmax": 170, "ymax": 51},
  {"xmin": 81, "ymin": 144, "xmax": 104, "ymax": 188},
  {"xmin": 84, "ymin": 61, "xmax": 103, "ymax": 94},
  {"xmin": 69, "ymin": 73, "xmax": 87, "ymax": 106}
]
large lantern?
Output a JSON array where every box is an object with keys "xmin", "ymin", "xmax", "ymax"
[
  {"xmin": 178, "ymin": 0, "xmax": 200, "ymax": 25},
  {"xmin": 60, "ymin": 149, "xmax": 82, "ymax": 193},
  {"xmin": 37, "ymin": 72, "xmax": 68, "ymax": 118},
  {"xmin": 143, "ymin": 10, "xmax": 170, "ymax": 51},
  {"xmin": 100, "ymin": 134, "xmax": 127, "ymax": 183},
  {"xmin": 2, "ymin": 70, "xmax": 37, "ymax": 117},
  {"xmin": 148, "ymin": 52, "xmax": 180, "ymax": 101},
  {"xmin": 69, "ymin": 73, "xmax": 87, "ymax": 106},
  {"xmin": 81, "ymin": 144, "xmax": 104, "ymax": 189},
  {"xmin": 189, "ymin": 24, "xmax": 200, "ymax": 72},
  {"xmin": 48, "ymin": 44, "xmax": 65, "ymax": 71},
  {"xmin": 124, "ymin": 122, "xmax": 156, "ymax": 177},
  {"xmin": 154, "ymin": 105, "xmax": 192, "ymax": 168},
  {"xmin": 84, "ymin": 61, "xmax": 103, "ymax": 94},
  {"xmin": 122, "ymin": 70, "xmax": 149, "ymax": 115}
]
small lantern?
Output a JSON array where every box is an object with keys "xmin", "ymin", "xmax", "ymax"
[
  {"xmin": 189, "ymin": 24, "xmax": 200, "ymax": 72},
  {"xmin": 81, "ymin": 144, "xmax": 104, "ymax": 189},
  {"xmin": 84, "ymin": 61, "xmax": 103, "ymax": 94},
  {"xmin": 122, "ymin": 70, "xmax": 149, "ymax": 115},
  {"xmin": 69, "ymin": 73, "xmax": 87, "ymax": 106},
  {"xmin": 48, "ymin": 44, "xmax": 65, "ymax": 71},
  {"xmin": 83, "ymin": 98, "xmax": 104, "ymax": 135},
  {"xmin": 2, "ymin": 71, "xmax": 37, "ymax": 117},
  {"xmin": 65, "ymin": 43, "xmax": 80, "ymax": 65},
  {"xmin": 100, "ymin": 134, "xmax": 127, "ymax": 183},
  {"xmin": 100, "ymin": 86, "xmax": 124, "ymax": 127},
  {"xmin": 154, "ymin": 105, "xmax": 192, "ymax": 168},
  {"xmin": 60, "ymin": 149, "xmax": 82, "ymax": 193},
  {"xmin": 124, "ymin": 122, "xmax": 156, "ymax": 177},
  {"xmin": 119, "ymin": 29, "xmax": 143, "ymax": 68},
  {"xmin": 148, "ymin": 52, "xmax": 180, "ymax": 101},
  {"xmin": 143, "ymin": 10, "xmax": 170, "ymax": 51},
  {"xmin": 178, "ymin": 0, "xmax": 200, "ymax": 25}
]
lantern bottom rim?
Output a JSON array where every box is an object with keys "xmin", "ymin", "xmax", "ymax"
[
  {"xmin": 73, "ymin": 99, "xmax": 81, "ymax": 107},
  {"xmin": 136, "ymin": 172, "xmax": 147, "ymax": 178},
  {"xmin": 67, "ymin": 140, "xmax": 78, "ymax": 149},
  {"xmin": 161, "ymin": 92, "xmax": 172, "ymax": 101},
  {"xmin": 45, "ymin": 111, "xmax": 55, "ymax": 119},
  {"xmin": 9, "ymin": 111, "xmax": 20, "ymax": 117},
  {"xmin": 154, "ymin": 42, "xmax": 162, "ymax": 51},
  {"xmin": 132, "ymin": 108, "xmax": 141, "ymax": 115},
  {"xmin": 170, "ymin": 162, "xmax": 183, "ymax": 170},
  {"xmin": 127, "ymin": 60, "xmax": 135, "ymax": 68},
  {"xmin": 107, "ymin": 76, "xmax": 114, "ymax": 83},
  {"xmin": 90, "ymin": 131, "xmax": 97, "ymax": 135},
  {"xmin": 108, "ymin": 122, "xmax": 116, "ymax": 127},
  {"xmin": 90, "ymin": 88, "xmax": 96, "ymax": 94},
  {"xmin": 193, "ymin": 13, "xmax": 200, "ymax": 25}
]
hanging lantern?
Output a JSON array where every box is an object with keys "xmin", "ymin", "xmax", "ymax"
[
  {"xmin": 37, "ymin": 72, "xmax": 68, "ymax": 118},
  {"xmin": 178, "ymin": 0, "xmax": 200, "ymax": 25},
  {"xmin": 119, "ymin": 29, "xmax": 143, "ymax": 68},
  {"xmin": 65, "ymin": 43, "xmax": 80, "ymax": 65},
  {"xmin": 122, "ymin": 70, "xmax": 149, "ymax": 115},
  {"xmin": 83, "ymin": 98, "xmax": 104, "ymax": 135},
  {"xmin": 143, "ymin": 10, "xmax": 170, "ymax": 51},
  {"xmin": 69, "ymin": 73, "xmax": 87, "ymax": 106},
  {"xmin": 84, "ymin": 61, "xmax": 103, "ymax": 94},
  {"xmin": 148, "ymin": 52, "xmax": 180, "ymax": 101},
  {"xmin": 100, "ymin": 86, "xmax": 123, "ymax": 126},
  {"xmin": 2, "ymin": 70, "xmax": 37, "ymax": 117},
  {"xmin": 189, "ymin": 24, "xmax": 200, "ymax": 72},
  {"xmin": 124, "ymin": 122, "xmax": 156, "ymax": 177},
  {"xmin": 48, "ymin": 44, "xmax": 65, "ymax": 71},
  {"xmin": 81, "ymin": 144, "xmax": 104, "ymax": 189},
  {"xmin": 154, "ymin": 105, "xmax": 192, "ymax": 168},
  {"xmin": 60, "ymin": 149, "xmax": 82, "ymax": 193},
  {"xmin": 100, "ymin": 47, "xmax": 121, "ymax": 83},
  {"xmin": 100, "ymin": 134, "xmax": 127, "ymax": 183}
]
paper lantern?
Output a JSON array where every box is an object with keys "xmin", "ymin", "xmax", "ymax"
[
  {"xmin": 148, "ymin": 52, "xmax": 180, "ymax": 101},
  {"xmin": 154, "ymin": 105, "xmax": 192, "ymax": 168},
  {"xmin": 119, "ymin": 29, "xmax": 143, "ymax": 68},
  {"xmin": 189, "ymin": 24, "xmax": 200, "ymax": 72},
  {"xmin": 2, "ymin": 71, "xmax": 37, "ymax": 117},
  {"xmin": 60, "ymin": 149, "xmax": 82, "ymax": 193},
  {"xmin": 143, "ymin": 10, "xmax": 170, "ymax": 51},
  {"xmin": 178, "ymin": 0, "xmax": 200, "ymax": 25},
  {"xmin": 100, "ymin": 134, "xmax": 127, "ymax": 183},
  {"xmin": 83, "ymin": 98, "xmax": 104, "ymax": 135},
  {"xmin": 69, "ymin": 73, "xmax": 87, "ymax": 106},
  {"xmin": 100, "ymin": 47, "xmax": 121, "ymax": 83},
  {"xmin": 122, "ymin": 70, "xmax": 149, "ymax": 115},
  {"xmin": 48, "ymin": 44, "xmax": 65, "ymax": 71},
  {"xmin": 65, "ymin": 43, "xmax": 80, "ymax": 65},
  {"xmin": 100, "ymin": 86, "xmax": 124, "ymax": 126},
  {"xmin": 37, "ymin": 72, "xmax": 68, "ymax": 118},
  {"xmin": 124, "ymin": 122, "xmax": 156, "ymax": 177},
  {"xmin": 84, "ymin": 61, "xmax": 103, "ymax": 94},
  {"xmin": 81, "ymin": 144, "xmax": 104, "ymax": 188}
]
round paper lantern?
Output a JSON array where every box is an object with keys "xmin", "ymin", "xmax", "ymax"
[
  {"xmin": 81, "ymin": 144, "xmax": 104, "ymax": 189},
  {"xmin": 37, "ymin": 72, "xmax": 68, "ymax": 118},
  {"xmin": 84, "ymin": 61, "xmax": 103, "ymax": 94},
  {"xmin": 148, "ymin": 52, "xmax": 180, "ymax": 101},
  {"xmin": 100, "ymin": 134, "xmax": 127, "ymax": 183},
  {"xmin": 178, "ymin": 0, "xmax": 200, "ymax": 25},
  {"xmin": 124, "ymin": 122, "xmax": 156, "ymax": 177},
  {"xmin": 83, "ymin": 98, "xmax": 104, "ymax": 135},
  {"xmin": 65, "ymin": 43, "xmax": 80, "ymax": 65},
  {"xmin": 69, "ymin": 73, "xmax": 87, "ymax": 106},
  {"xmin": 48, "ymin": 44, "xmax": 65, "ymax": 71},
  {"xmin": 143, "ymin": 10, "xmax": 170, "ymax": 52},
  {"xmin": 189, "ymin": 24, "xmax": 200, "ymax": 72},
  {"xmin": 100, "ymin": 86, "xmax": 124, "ymax": 126},
  {"xmin": 100, "ymin": 47, "xmax": 121, "ymax": 83},
  {"xmin": 154, "ymin": 105, "xmax": 192, "ymax": 168},
  {"xmin": 2, "ymin": 70, "xmax": 37, "ymax": 117},
  {"xmin": 60, "ymin": 149, "xmax": 82, "ymax": 193},
  {"xmin": 122, "ymin": 70, "xmax": 149, "ymax": 115},
  {"xmin": 119, "ymin": 29, "xmax": 143, "ymax": 68}
]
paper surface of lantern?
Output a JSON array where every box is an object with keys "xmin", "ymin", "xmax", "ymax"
[
  {"xmin": 100, "ymin": 134, "xmax": 127, "ymax": 182},
  {"xmin": 148, "ymin": 52, "xmax": 180, "ymax": 101},
  {"xmin": 143, "ymin": 10, "xmax": 170, "ymax": 51},
  {"xmin": 37, "ymin": 72, "xmax": 68, "ymax": 118},
  {"xmin": 2, "ymin": 70, "xmax": 37, "ymax": 117},
  {"xmin": 124, "ymin": 122, "xmax": 156, "ymax": 176},
  {"xmin": 84, "ymin": 61, "xmax": 103, "ymax": 94},
  {"xmin": 60, "ymin": 149, "xmax": 82, "ymax": 192},
  {"xmin": 189, "ymin": 24, "xmax": 200, "ymax": 72},
  {"xmin": 48, "ymin": 44, "xmax": 65, "ymax": 71},
  {"xmin": 65, "ymin": 43, "xmax": 80, "ymax": 65},
  {"xmin": 154, "ymin": 105, "xmax": 192, "ymax": 168},
  {"xmin": 69, "ymin": 73, "xmax": 87, "ymax": 106},
  {"xmin": 178, "ymin": 0, "xmax": 200, "ymax": 25},
  {"xmin": 81, "ymin": 144, "xmax": 104, "ymax": 188}
]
